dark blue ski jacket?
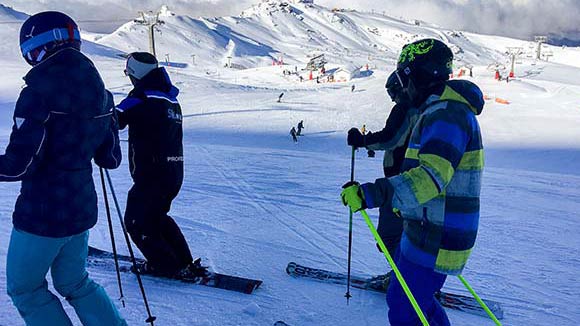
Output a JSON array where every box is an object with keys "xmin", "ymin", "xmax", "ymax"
[
  {"xmin": 116, "ymin": 67, "xmax": 183, "ymax": 192},
  {"xmin": 0, "ymin": 48, "xmax": 121, "ymax": 237}
]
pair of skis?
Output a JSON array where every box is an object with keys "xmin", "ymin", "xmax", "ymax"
[
  {"xmin": 86, "ymin": 246, "xmax": 263, "ymax": 294},
  {"xmin": 286, "ymin": 262, "xmax": 504, "ymax": 320},
  {"xmin": 87, "ymin": 248, "xmax": 503, "ymax": 320}
]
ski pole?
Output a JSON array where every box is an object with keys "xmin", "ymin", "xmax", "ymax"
[
  {"xmin": 457, "ymin": 275, "xmax": 502, "ymax": 325},
  {"xmin": 104, "ymin": 169, "xmax": 157, "ymax": 326},
  {"xmin": 345, "ymin": 146, "xmax": 355, "ymax": 304},
  {"xmin": 359, "ymin": 209, "xmax": 430, "ymax": 326},
  {"xmin": 99, "ymin": 168, "xmax": 125, "ymax": 308}
]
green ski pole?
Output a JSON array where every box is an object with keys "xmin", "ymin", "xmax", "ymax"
[
  {"xmin": 359, "ymin": 209, "xmax": 430, "ymax": 326},
  {"xmin": 458, "ymin": 275, "xmax": 502, "ymax": 325}
]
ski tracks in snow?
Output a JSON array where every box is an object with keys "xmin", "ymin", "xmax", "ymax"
[{"xmin": 193, "ymin": 144, "xmax": 346, "ymax": 268}]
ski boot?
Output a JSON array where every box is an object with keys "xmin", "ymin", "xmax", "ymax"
[{"xmin": 176, "ymin": 258, "xmax": 210, "ymax": 281}]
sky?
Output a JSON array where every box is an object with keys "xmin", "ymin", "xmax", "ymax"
[{"xmin": 2, "ymin": 0, "xmax": 579, "ymax": 43}]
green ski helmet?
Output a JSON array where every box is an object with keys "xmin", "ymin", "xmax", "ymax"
[{"xmin": 396, "ymin": 38, "xmax": 453, "ymax": 87}]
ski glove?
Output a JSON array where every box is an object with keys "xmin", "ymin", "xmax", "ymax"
[
  {"xmin": 358, "ymin": 179, "xmax": 395, "ymax": 211},
  {"xmin": 341, "ymin": 181, "xmax": 368, "ymax": 213},
  {"xmin": 347, "ymin": 128, "xmax": 365, "ymax": 148}
]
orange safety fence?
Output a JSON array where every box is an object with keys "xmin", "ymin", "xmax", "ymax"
[{"xmin": 494, "ymin": 98, "xmax": 510, "ymax": 105}]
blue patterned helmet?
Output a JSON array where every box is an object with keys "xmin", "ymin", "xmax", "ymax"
[{"xmin": 19, "ymin": 11, "xmax": 81, "ymax": 66}]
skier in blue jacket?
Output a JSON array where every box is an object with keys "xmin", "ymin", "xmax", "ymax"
[
  {"xmin": 0, "ymin": 12, "xmax": 126, "ymax": 326},
  {"xmin": 342, "ymin": 39, "xmax": 485, "ymax": 326},
  {"xmin": 116, "ymin": 52, "xmax": 205, "ymax": 279}
]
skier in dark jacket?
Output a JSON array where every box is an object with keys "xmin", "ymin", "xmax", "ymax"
[
  {"xmin": 297, "ymin": 120, "xmax": 304, "ymax": 136},
  {"xmin": 342, "ymin": 39, "xmax": 485, "ymax": 326},
  {"xmin": 1, "ymin": 11, "xmax": 126, "ymax": 326},
  {"xmin": 347, "ymin": 71, "xmax": 420, "ymax": 257},
  {"xmin": 117, "ymin": 52, "xmax": 201, "ymax": 278}
]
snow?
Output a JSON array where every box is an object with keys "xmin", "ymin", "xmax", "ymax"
[{"xmin": 0, "ymin": 2, "xmax": 579, "ymax": 326}]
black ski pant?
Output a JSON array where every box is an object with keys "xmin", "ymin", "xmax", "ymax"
[
  {"xmin": 376, "ymin": 204, "xmax": 403, "ymax": 257},
  {"xmin": 124, "ymin": 183, "xmax": 193, "ymax": 274}
]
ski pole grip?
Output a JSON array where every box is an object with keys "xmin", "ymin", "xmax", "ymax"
[{"xmin": 359, "ymin": 210, "xmax": 430, "ymax": 326}]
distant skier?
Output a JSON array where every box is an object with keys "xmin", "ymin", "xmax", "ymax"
[
  {"xmin": 351, "ymin": 84, "xmax": 356, "ymax": 92},
  {"xmin": 290, "ymin": 127, "xmax": 298, "ymax": 142},
  {"xmin": 347, "ymin": 71, "xmax": 420, "ymax": 257},
  {"xmin": 297, "ymin": 120, "xmax": 304, "ymax": 136},
  {"xmin": 278, "ymin": 92, "xmax": 284, "ymax": 103},
  {"xmin": 342, "ymin": 39, "xmax": 485, "ymax": 326},
  {"xmin": 1, "ymin": 12, "xmax": 126, "ymax": 325},
  {"xmin": 117, "ymin": 52, "xmax": 205, "ymax": 278}
]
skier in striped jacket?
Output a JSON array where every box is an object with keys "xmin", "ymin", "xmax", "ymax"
[{"xmin": 342, "ymin": 39, "xmax": 485, "ymax": 326}]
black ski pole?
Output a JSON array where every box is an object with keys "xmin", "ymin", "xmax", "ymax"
[
  {"xmin": 99, "ymin": 168, "xmax": 125, "ymax": 308},
  {"xmin": 345, "ymin": 146, "xmax": 355, "ymax": 304},
  {"xmin": 104, "ymin": 169, "xmax": 157, "ymax": 325}
]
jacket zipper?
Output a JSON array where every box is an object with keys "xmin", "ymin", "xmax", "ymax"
[
  {"xmin": 131, "ymin": 144, "xmax": 136, "ymax": 176},
  {"xmin": 420, "ymin": 207, "xmax": 429, "ymax": 247}
]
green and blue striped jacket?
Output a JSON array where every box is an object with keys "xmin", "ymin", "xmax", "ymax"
[{"xmin": 364, "ymin": 80, "xmax": 484, "ymax": 275}]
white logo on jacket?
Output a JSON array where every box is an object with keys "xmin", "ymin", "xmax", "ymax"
[
  {"xmin": 15, "ymin": 118, "xmax": 25, "ymax": 129},
  {"xmin": 167, "ymin": 109, "xmax": 182, "ymax": 121},
  {"xmin": 167, "ymin": 156, "xmax": 184, "ymax": 162}
]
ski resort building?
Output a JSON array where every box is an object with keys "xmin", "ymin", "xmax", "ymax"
[{"xmin": 333, "ymin": 64, "xmax": 361, "ymax": 82}]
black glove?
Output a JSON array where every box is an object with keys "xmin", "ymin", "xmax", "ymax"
[{"xmin": 347, "ymin": 128, "xmax": 365, "ymax": 148}]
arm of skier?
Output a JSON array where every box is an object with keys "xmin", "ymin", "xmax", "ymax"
[
  {"xmin": 366, "ymin": 104, "xmax": 412, "ymax": 151},
  {"xmin": 361, "ymin": 108, "xmax": 470, "ymax": 211},
  {"xmin": 115, "ymin": 93, "xmax": 143, "ymax": 130},
  {"xmin": 0, "ymin": 87, "xmax": 48, "ymax": 182},
  {"xmin": 95, "ymin": 91, "xmax": 122, "ymax": 169}
]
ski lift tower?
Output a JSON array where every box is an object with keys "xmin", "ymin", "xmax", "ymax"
[
  {"xmin": 135, "ymin": 11, "xmax": 164, "ymax": 57},
  {"xmin": 534, "ymin": 36, "xmax": 548, "ymax": 60},
  {"xmin": 506, "ymin": 47, "xmax": 523, "ymax": 78}
]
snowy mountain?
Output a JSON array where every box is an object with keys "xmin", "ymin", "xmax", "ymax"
[
  {"xmin": 0, "ymin": 1, "xmax": 579, "ymax": 326},
  {"xmin": 98, "ymin": 0, "xmax": 501, "ymax": 69},
  {"xmin": 0, "ymin": 4, "xmax": 27, "ymax": 60},
  {"xmin": 92, "ymin": 0, "xmax": 580, "ymax": 86}
]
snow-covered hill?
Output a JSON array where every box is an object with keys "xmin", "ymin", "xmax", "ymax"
[
  {"xmin": 0, "ymin": 1, "xmax": 579, "ymax": 326},
  {"xmin": 0, "ymin": 4, "xmax": 27, "ymax": 61},
  {"xmin": 94, "ymin": 0, "xmax": 580, "ymax": 77}
]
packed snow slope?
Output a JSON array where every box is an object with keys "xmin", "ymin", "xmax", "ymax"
[{"xmin": 0, "ymin": 2, "xmax": 579, "ymax": 326}]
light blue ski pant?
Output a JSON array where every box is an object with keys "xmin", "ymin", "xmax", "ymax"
[{"xmin": 6, "ymin": 228, "xmax": 127, "ymax": 326}]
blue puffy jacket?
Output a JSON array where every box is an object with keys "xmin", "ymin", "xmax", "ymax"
[
  {"xmin": 0, "ymin": 48, "xmax": 121, "ymax": 237},
  {"xmin": 362, "ymin": 80, "xmax": 485, "ymax": 275}
]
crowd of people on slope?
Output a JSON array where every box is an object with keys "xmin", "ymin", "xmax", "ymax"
[{"xmin": 0, "ymin": 11, "xmax": 485, "ymax": 326}]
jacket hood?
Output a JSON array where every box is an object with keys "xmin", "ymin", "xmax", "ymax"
[
  {"xmin": 438, "ymin": 80, "xmax": 484, "ymax": 115},
  {"xmin": 134, "ymin": 67, "xmax": 178, "ymax": 96},
  {"xmin": 24, "ymin": 48, "xmax": 109, "ymax": 119}
]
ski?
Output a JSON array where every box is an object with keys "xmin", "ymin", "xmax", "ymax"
[
  {"xmin": 87, "ymin": 246, "xmax": 263, "ymax": 294},
  {"xmin": 274, "ymin": 321, "xmax": 291, "ymax": 326},
  {"xmin": 286, "ymin": 262, "xmax": 503, "ymax": 320}
]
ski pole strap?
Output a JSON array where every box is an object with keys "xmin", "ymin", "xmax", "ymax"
[
  {"xmin": 457, "ymin": 275, "xmax": 502, "ymax": 326},
  {"xmin": 359, "ymin": 210, "xmax": 430, "ymax": 326}
]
